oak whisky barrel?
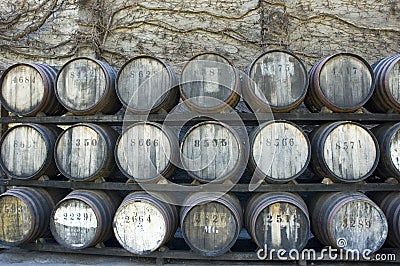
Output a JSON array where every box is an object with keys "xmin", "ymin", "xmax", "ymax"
[
  {"xmin": 243, "ymin": 50, "xmax": 308, "ymax": 112},
  {"xmin": 55, "ymin": 57, "xmax": 121, "ymax": 115},
  {"xmin": 309, "ymin": 121, "xmax": 379, "ymax": 182},
  {"xmin": 50, "ymin": 190, "xmax": 120, "ymax": 249},
  {"xmin": 0, "ymin": 123, "xmax": 61, "ymax": 180},
  {"xmin": 248, "ymin": 120, "xmax": 311, "ymax": 183},
  {"xmin": 180, "ymin": 121, "xmax": 245, "ymax": 183},
  {"xmin": 0, "ymin": 187, "xmax": 60, "ymax": 246},
  {"xmin": 115, "ymin": 122, "xmax": 178, "ymax": 182},
  {"xmin": 116, "ymin": 56, "xmax": 179, "ymax": 113},
  {"xmin": 180, "ymin": 52, "xmax": 240, "ymax": 113},
  {"xmin": 372, "ymin": 122, "xmax": 400, "ymax": 181},
  {"xmin": 0, "ymin": 63, "xmax": 65, "ymax": 116},
  {"xmin": 370, "ymin": 192, "xmax": 400, "ymax": 248},
  {"xmin": 245, "ymin": 192, "xmax": 310, "ymax": 251},
  {"xmin": 180, "ymin": 192, "xmax": 243, "ymax": 257},
  {"xmin": 113, "ymin": 191, "xmax": 178, "ymax": 255},
  {"xmin": 305, "ymin": 53, "xmax": 375, "ymax": 113},
  {"xmin": 308, "ymin": 192, "xmax": 387, "ymax": 254},
  {"xmin": 54, "ymin": 123, "xmax": 118, "ymax": 181},
  {"xmin": 366, "ymin": 54, "xmax": 400, "ymax": 112}
]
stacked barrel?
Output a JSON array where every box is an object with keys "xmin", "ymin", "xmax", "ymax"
[{"xmin": 0, "ymin": 51, "xmax": 399, "ymax": 259}]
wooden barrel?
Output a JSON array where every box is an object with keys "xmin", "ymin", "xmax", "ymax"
[
  {"xmin": 309, "ymin": 121, "xmax": 379, "ymax": 183},
  {"xmin": 308, "ymin": 192, "xmax": 387, "ymax": 253},
  {"xmin": 0, "ymin": 187, "xmax": 59, "ymax": 246},
  {"xmin": 248, "ymin": 120, "xmax": 311, "ymax": 183},
  {"xmin": 0, "ymin": 63, "xmax": 66, "ymax": 116},
  {"xmin": 0, "ymin": 123, "xmax": 61, "ymax": 180},
  {"xmin": 54, "ymin": 123, "xmax": 118, "ymax": 181},
  {"xmin": 371, "ymin": 122, "xmax": 400, "ymax": 181},
  {"xmin": 305, "ymin": 53, "xmax": 375, "ymax": 113},
  {"xmin": 180, "ymin": 121, "xmax": 245, "ymax": 183},
  {"xmin": 55, "ymin": 57, "xmax": 122, "ymax": 115},
  {"xmin": 245, "ymin": 192, "xmax": 310, "ymax": 251},
  {"xmin": 115, "ymin": 122, "xmax": 178, "ymax": 182},
  {"xmin": 180, "ymin": 52, "xmax": 240, "ymax": 113},
  {"xmin": 113, "ymin": 191, "xmax": 178, "ymax": 255},
  {"xmin": 180, "ymin": 192, "xmax": 243, "ymax": 257},
  {"xmin": 116, "ymin": 56, "xmax": 179, "ymax": 114},
  {"xmin": 370, "ymin": 192, "xmax": 400, "ymax": 248},
  {"xmin": 243, "ymin": 50, "xmax": 308, "ymax": 112},
  {"xmin": 366, "ymin": 54, "xmax": 400, "ymax": 112},
  {"xmin": 50, "ymin": 190, "xmax": 120, "ymax": 249}
]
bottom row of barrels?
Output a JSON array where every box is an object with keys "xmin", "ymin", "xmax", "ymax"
[{"xmin": 0, "ymin": 187, "xmax": 395, "ymax": 257}]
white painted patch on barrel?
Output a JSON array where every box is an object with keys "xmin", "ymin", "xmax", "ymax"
[
  {"xmin": 1, "ymin": 126, "xmax": 47, "ymax": 176},
  {"xmin": 116, "ymin": 123, "xmax": 171, "ymax": 181},
  {"xmin": 1, "ymin": 65, "xmax": 45, "ymax": 113},
  {"xmin": 390, "ymin": 129, "xmax": 400, "ymax": 172},
  {"xmin": 252, "ymin": 122, "xmax": 309, "ymax": 181},
  {"xmin": 113, "ymin": 201, "xmax": 166, "ymax": 254},
  {"xmin": 389, "ymin": 61, "xmax": 400, "ymax": 102},
  {"xmin": 323, "ymin": 124, "xmax": 376, "ymax": 180}
]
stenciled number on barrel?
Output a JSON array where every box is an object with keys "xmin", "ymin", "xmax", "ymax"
[
  {"xmin": 12, "ymin": 76, "xmax": 36, "ymax": 84},
  {"xmin": 193, "ymin": 139, "xmax": 228, "ymax": 147},
  {"xmin": 130, "ymin": 139, "xmax": 160, "ymax": 147}
]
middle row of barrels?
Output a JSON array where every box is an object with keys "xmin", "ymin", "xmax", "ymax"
[
  {"xmin": 0, "ymin": 187, "xmax": 397, "ymax": 257},
  {"xmin": 1, "ymin": 120, "xmax": 400, "ymax": 183},
  {"xmin": 1, "ymin": 52, "xmax": 399, "ymax": 116}
]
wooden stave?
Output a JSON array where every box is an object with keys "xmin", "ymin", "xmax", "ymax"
[
  {"xmin": 112, "ymin": 191, "xmax": 178, "ymax": 255},
  {"xmin": 244, "ymin": 192, "xmax": 310, "ymax": 251},
  {"xmin": 0, "ymin": 123, "xmax": 62, "ymax": 180},
  {"xmin": 248, "ymin": 120, "xmax": 311, "ymax": 183},
  {"xmin": 308, "ymin": 192, "xmax": 388, "ymax": 253},
  {"xmin": 366, "ymin": 54, "xmax": 400, "ymax": 113},
  {"xmin": 308, "ymin": 121, "xmax": 380, "ymax": 183},
  {"xmin": 55, "ymin": 57, "xmax": 122, "ymax": 115},
  {"xmin": 371, "ymin": 122, "xmax": 400, "ymax": 181},
  {"xmin": 180, "ymin": 120, "xmax": 246, "ymax": 183},
  {"xmin": 50, "ymin": 189, "xmax": 120, "ymax": 250},
  {"xmin": 370, "ymin": 192, "xmax": 400, "ymax": 248},
  {"xmin": 0, "ymin": 187, "xmax": 58, "ymax": 246},
  {"xmin": 180, "ymin": 192, "xmax": 243, "ymax": 257},
  {"xmin": 54, "ymin": 123, "xmax": 119, "ymax": 181},
  {"xmin": 0, "ymin": 63, "xmax": 66, "ymax": 116},
  {"xmin": 304, "ymin": 53, "xmax": 375, "ymax": 113},
  {"xmin": 179, "ymin": 52, "xmax": 241, "ymax": 113},
  {"xmin": 114, "ymin": 121, "xmax": 179, "ymax": 183},
  {"xmin": 116, "ymin": 55, "xmax": 179, "ymax": 114},
  {"xmin": 243, "ymin": 50, "xmax": 309, "ymax": 113}
]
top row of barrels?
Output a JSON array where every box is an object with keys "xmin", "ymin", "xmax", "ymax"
[{"xmin": 0, "ymin": 51, "xmax": 399, "ymax": 116}]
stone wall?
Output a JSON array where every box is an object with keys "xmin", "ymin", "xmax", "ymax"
[{"xmin": 0, "ymin": 0, "xmax": 398, "ymax": 73}]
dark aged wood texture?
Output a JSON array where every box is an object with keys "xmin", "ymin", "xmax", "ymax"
[
  {"xmin": 0, "ymin": 187, "xmax": 58, "ymax": 246},
  {"xmin": 372, "ymin": 122, "xmax": 400, "ymax": 181},
  {"xmin": 50, "ymin": 190, "xmax": 120, "ymax": 250},
  {"xmin": 180, "ymin": 121, "xmax": 246, "ymax": 183},
  {"xmin": 0, "ymin": 123, "xmax": 61, "ymax": 180},
  {"xmin": 308, "ymin": 192, "xmax": 388, "ymax": 254},
  {"xmin": 180, "ymin": 52, "xmax": 240, "ymax": 113},
  {"xmin": 115, "ymin": 122, "xmax": 178, "ymax": 183},
  {"xmin": 0, "ymin": 63, "xmax": 65, "ymax": 116},
  {"xmin": 180, "ymin": 192, "xmax": 242, "ymax": 257},
  {"xmin": 309, "ymin": 121, "xmax": 379, "ymax": 183},
  {"xmin": 248, "ymin": 120, "xmax": 310, "ymax": 183},
  {"xmin": 54, "ymin": 123, "xmax": 118, "ymax": 181},
  {"xmin": 116, "ymin": 56, "xmax": 179, "ymax": 114},
  {"xmin": 243, "ymin": 50, "xmax": 308, "ymax": 112},
  {"xmin": 55, "ymin": 57, "xmax": 121, "ymax": 115},
  {"xmin": 305, "ymin": 53, "xmax": 374, "ymax": 113},
  {"xmin": 366, "ymin": 54, "xmax": 400, "ymax": 113},
  {"xmin": 113, "ymin": 191, "xmax": 178, "ymax": 255},
  {"xmin": 245, "ymin": 192, "xmax": 309, "ymax": 252},
  {"xmin": 370, "ymin": 192, "xmax": 400, "ymax": 248}
]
